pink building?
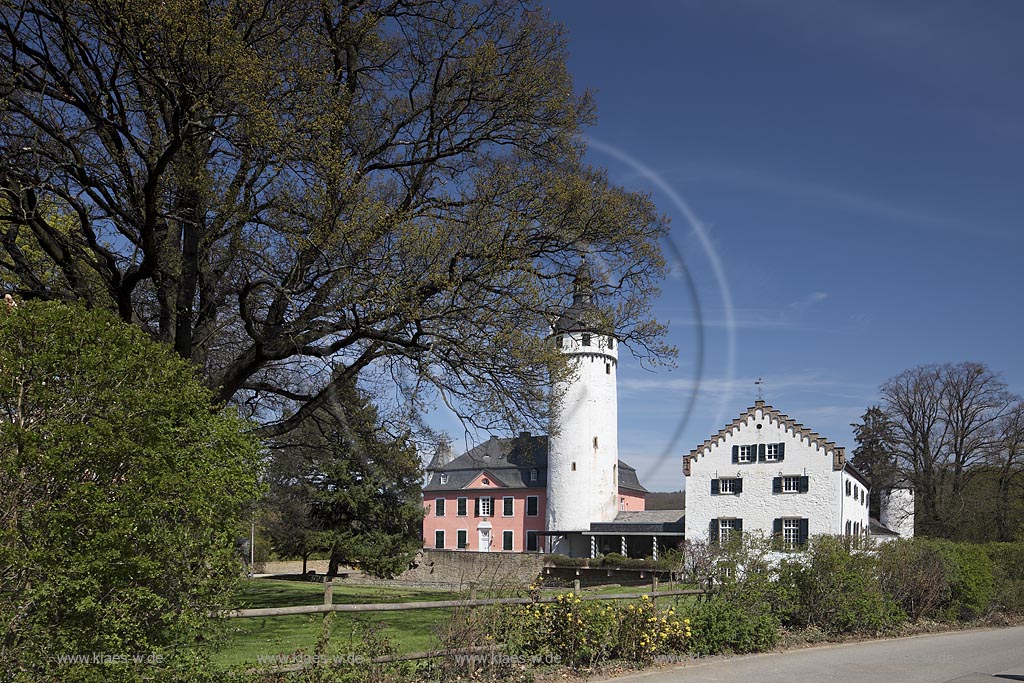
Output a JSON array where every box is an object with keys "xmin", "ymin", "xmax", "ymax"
[{"xmin": 423, "ymin": 433, "xmax": 648, "ymax": 553}]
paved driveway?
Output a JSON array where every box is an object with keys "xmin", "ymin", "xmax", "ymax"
[{"xmin": 597, "ymin": 626, "xmax": 1024, "ymax": 683}]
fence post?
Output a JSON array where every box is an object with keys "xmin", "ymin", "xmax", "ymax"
[
  {"xmin": 573, "ymin": 578, "xmax": 581, "ymax": 594},
  {"xmin": 469, "ymin": 582, "xmax": 478, "ymax": 601},
  {"xmin": 323, "ymin": 581, "xmax": 333, "ymax": 607}
]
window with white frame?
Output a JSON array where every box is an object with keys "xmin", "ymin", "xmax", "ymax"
[
  {"xmin": 457, "ymin": 529, "xmax": 468, "ymax": 549},
  {"xmin": 620, "ymin": 497, "xmax": 626, "ymax": 511},
  {"xmin": 738, "ymin": 445, "xmax": 754, "ymax": 463},
  {"xmin": 719, "ymin": 518, "xmax": 739, "ymax": 542},
  {"xmin": 434, "ymin": 530, "xmax": 445, "ymax": 549},
  {"xmin": 719, "ymin": 478, "xmax": 737, "ymax": 493},
  {"xmin": 439, "ymin": 473, "xmax": 448, "ymax": 485},
  {"xmin": 457, "ymin": 497, "xmax": 468, "ymax": 516},
  {"xmin": 479, "ymin": 496, "xmax": 492, "ymax": 517},
  {"xmin": 782, "ymin": 519, "xmax": 800, "ymax": 548},
  {"xmin": 526, "ymin": 495, "xmax": 539, "ymax": 516},
  {"xmin": 783, "ymin": 476, "xmax": 801, "ymax": 493},
  {"xmin": 529, "ymin": 468, "xmax": 538, "ymax": 482},
  {"xmin": 526, "ymin": 531, "xmax": 539, "ymax": 552},
  {"xmin": 502, "ymin": 496, "xmax": 514, "ymax": 516},
  {"xmin": 765, "ymin": 443, "xmax": 780, "ymax": 460},
  {"xmin": 434, "ymin": 498, "xmax": 445, "ymax": 516}
]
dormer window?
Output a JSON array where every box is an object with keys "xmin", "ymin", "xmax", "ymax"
[
  {"xmin": 529, "ymin": 468, "xmax": 538, "ymax": 482},
  {"xmin": 582, "ymin": 333, "xmax": 591, "ymax": 346},
  {"xmin": 439, "ymin": 473, "xmax": 448, "ymax": 485}
]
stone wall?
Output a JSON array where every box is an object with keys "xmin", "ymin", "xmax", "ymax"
[{"xmin": 397, "ymin": 549, "xmax": 545, "ymax": 589}]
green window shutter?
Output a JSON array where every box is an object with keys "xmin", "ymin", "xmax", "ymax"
[
  {"xmin": 711, "ymin": 479, "xmax": 720, "ymax": 495},
  {"xmin": 777, "ymin": 442, "xmax": 785, "ymax": 460},
  {"xmin": 735, "ymin": 519, "xmax": 743, "ymax": 535},
  {"xmin": 799, "ymin": 519, "xmax": 809, "ymax": 546},
  {"xmin": 731, "ymin": 445, "xmax": 739, "ymax": 464},
  {"xmin": 773, "ymin": 518, "xmax": 783, "ymax": 535},
  {"xmin": 799, "ymin": 476, "xmax": 809, "ymax": 493},
  {"xmin": 709, "ymin": 519, "xmax": 719, "ymax": 544},
  {"xmin": 772, "ymin": 477, "xmax": 782, "ymax": 494},
  {"xmin": 474, "ymin": 498, "xmax": 480, "ymax": 517},
  {"xmin": 735, "ymin": 478, "xmax": 743, "ymax": 494},
  {"xmin": 758, "ymin": 444, "xmax": 766, "ymax": 462}
]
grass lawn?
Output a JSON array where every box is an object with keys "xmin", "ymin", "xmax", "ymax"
[
  {"xmin": 214, "ymin": 578, "xmax": 703, "ymax": 669},
  {"xmin": 215, "ymin": 579, "xmax": 460, "ymax": 668}
]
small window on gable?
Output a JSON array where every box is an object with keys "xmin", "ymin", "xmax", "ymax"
[
  {"xmin": 582, "ymin": 333, "xmax": 591, "ymax": 346},
  {"xmin": 765, "ymin": 443, "xmax": 780, "ymax": 460},
  {"xmin": 738, "ymin": 445, "xmax": 754, "ymax": 463}
]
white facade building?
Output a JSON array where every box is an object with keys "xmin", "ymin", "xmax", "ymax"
[{"xmin": 684, "ymin": 401, "xmax": 888, "ymax": 546}]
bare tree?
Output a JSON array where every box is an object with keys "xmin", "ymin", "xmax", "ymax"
[
  {"xmin": 880, "ymin": 362, "xmax": 1019, "ymax": 538},
  {"xmin": 992, "ymin": 400, "xmax": 1024, "ymax": 541},
  {"xmin": 0, "ymin": 0, "xmax": 674, "ymax": 439}
]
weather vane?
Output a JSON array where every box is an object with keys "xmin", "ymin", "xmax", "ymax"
[{"xmin": 755, "ymin": 377, "xmax": 764, "ymax": 401}]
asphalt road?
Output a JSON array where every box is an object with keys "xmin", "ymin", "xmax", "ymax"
[{"xmin": 598, "ymin": 626, "xmax": 1024, "ymax": 683}]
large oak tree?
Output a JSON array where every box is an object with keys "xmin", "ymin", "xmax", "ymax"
[{"xmin": 0, "ymin": 0, "xmax": 674, "ymax": 438}]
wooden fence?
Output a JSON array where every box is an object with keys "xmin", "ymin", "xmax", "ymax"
[{"xmin": 224, "ymin": 578, "xmax": 709, "ymax": 671}]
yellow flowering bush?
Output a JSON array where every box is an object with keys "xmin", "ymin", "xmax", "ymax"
[
  {"xmin": 614, "ymin": 595, "xmax": 691, "ymax": 662},
  {"xmin": 494, "ymin": 593, "xmax": 691, "ymax": 669}
]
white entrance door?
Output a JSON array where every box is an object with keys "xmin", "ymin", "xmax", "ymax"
[{"xmin": 478, "ymin": 528, "xmax": 491, "ymax": 552}]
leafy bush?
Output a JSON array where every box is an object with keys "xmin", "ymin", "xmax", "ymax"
[
  {"xmin": 930, "ymin": 540, "xmax": 994, "ymax": 620},
  {"xmin": 544, "ymin": 553, "xmax": 590, "ymax": 568},
  {"xmin": 984, "ymin": 543, "xmax": 1024, "ymax": 614},
  {"xmin": 877, "ymin": 539, "xmax": 949, "ymax": 620},
  {"xmin": 780, "ymin": 536, "xmax": 904, "ymax": 635},
  {"xmin": 685, "ymin": 597, "xmax": 778, "ymax": 655},
  {"xmin": 0, "ymin": 301, "xmax": 263, "ymax": 682}
]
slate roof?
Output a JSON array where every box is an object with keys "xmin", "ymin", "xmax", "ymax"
[
  {"xmin": 552, "ymin": 260, "xmax": 608, "ymax": 334},
  {"xmin": 424, "ymin": 433, "xmax": 647, "ymax": 494},
  {"xmin": 844, "ymin": 461, "xmax": 871, "ymax": 489},
  {"xmin": 588, "ymin": 510, "xmax": 685, "ymax": 534},
  {"xmin": 869, "ymin": 517, "xmax": 899, "ymax": 536}
]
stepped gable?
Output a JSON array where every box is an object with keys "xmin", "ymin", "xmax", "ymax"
[{"xmin": 683, "ymin": 400, "xmax": 846, "ymax": 476}]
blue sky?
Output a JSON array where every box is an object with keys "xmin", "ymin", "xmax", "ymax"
[{"xmin": 434, "ymin": 1, "xmax": 1024, "ymax": 492}]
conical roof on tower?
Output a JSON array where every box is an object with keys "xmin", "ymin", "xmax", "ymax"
[{"xmin": 552, "ymin": 259, "xmax": 609, "ymax": 334}]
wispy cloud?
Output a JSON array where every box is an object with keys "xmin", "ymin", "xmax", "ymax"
[{"xmin": 663, "ymin": 162, "xmax": 973, "ymax": 235}]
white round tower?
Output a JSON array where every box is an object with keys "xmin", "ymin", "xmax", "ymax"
[
  {"xmin": 546, "ymin": 263, "xmax": 619, "ymax": 556},
  {"xmin": 880, "ymin": 486, "xmax": 915, "ymax": 539}
]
